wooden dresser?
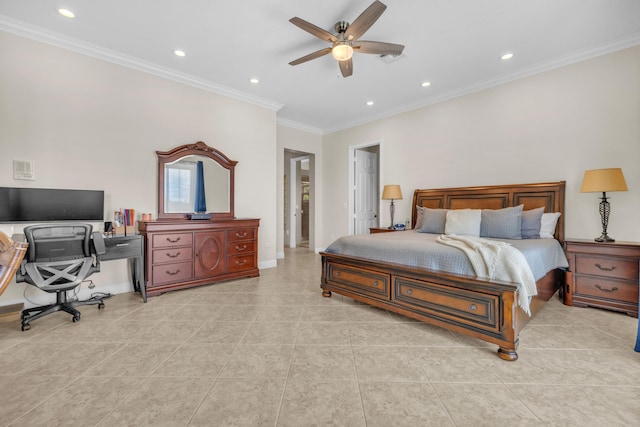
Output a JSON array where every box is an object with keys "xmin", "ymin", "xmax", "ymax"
[
  {"xmin": 138, "ymin": 218, "xmax": 259, "ymax": 298},
  {"xmin": 564, "ymin": 239, "xmax": 640, "ymax": 317}
]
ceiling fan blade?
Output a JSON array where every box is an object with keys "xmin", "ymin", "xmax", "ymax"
[
  {"xmin": 345, "ymin": 1, "xmax": 387, "ymax": 41},
  {"xmin": 354, "ymin": 41, "xmax": 404, "ymax": 55},
  {"xmin": 289, "ymin": 47, "xmax": 333, "ymax": 66},
  {"xmin": 339, "ymin": 58, "xmax": 353, "ymax": 78},
  {"xmin": 289, "ymin": 17, "xmax": 338, "ymax": 43}
]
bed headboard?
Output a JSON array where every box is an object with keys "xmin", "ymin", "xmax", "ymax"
[{"xmin": 411, "ymin": 181, "xmax": 566, "ymax": 242}]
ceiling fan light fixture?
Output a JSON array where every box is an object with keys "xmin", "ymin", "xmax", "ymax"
[{"xmin": 332, "ymin": 44, "xmax": 353, "ymax": 61}]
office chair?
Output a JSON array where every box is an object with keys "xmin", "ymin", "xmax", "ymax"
[{"xmin": 15, "ymin": 223, "xmax": 107, "ymax": 331}]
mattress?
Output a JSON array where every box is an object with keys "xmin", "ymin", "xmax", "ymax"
[{"xmin": 324, "ymin": 230, "xmax": 569, "ymax": 281}]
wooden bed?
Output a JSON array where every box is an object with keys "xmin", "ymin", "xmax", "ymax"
[{"xmin": 320, "ymin": 181, "xmax": 566, "ymax": 361}]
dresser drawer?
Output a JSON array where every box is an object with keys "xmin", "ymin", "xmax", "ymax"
[
  {"xmin": 226, "ymin": 254, "xmax": 256, "ymax": 273},
  {"xmin": 152, "ymin": 247, "xmax": 193, "ymax": 264},
  {"xmin": 226, "ymin": 240, "xmax": 256, "ymax": 255},
  {"xmin": 227, "ymin": 228, "xmax": 255, "ymax": 242},
  {"xmin": 574, "ymin": 276, "xmax": 638, "ymax": 304},
  {"xmin": 575, "ymin": 254, "xmax": 638, "ymax": 281},
  {"xmin": 394, "ymin": 276, "xmax": 500, "ymax": 332},
  {"xmin": 151, "ymin": 261, "xmax": 193, "ymax": 286},
  {"xmin": 152, "ymin": 232, "xmax": 193, "ymax": 248},
  {"xmin": 326, "ymin": 262, "xmax": 390, "ymax": 299}
]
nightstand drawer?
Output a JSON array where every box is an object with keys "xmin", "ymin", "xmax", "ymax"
[
  {"xmin": 574, "ymin": 276, "xmax": 638, "ymax": 304},
  {"xmin": 575, "ymin": 254, "xmax": 638, "ymax": 281}
]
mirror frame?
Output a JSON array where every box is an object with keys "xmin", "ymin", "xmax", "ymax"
[{"xmin": 157, "ymin": 141, "xmax": 236, "ymax": 220}]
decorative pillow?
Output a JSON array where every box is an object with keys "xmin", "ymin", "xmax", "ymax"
[
  {"xmin": 480, "ymin": 205, "xmax": 523, "ymax": 240},
  {"xmin": 415, "ymin": 206, "xmax": 426, "ymax": 230},
  {"xmin": 418, "ymin": 208, "xmax": 448, "ymax": 234},
  {"xmin": 521, "ymin": 207, "xmax": 545, "ymax": 239},
  {"xmin": 540, "ymin": 212, "xmax": 561, "ymax": 238},
  {"xmin": 444, "ymin": 209, "xmax": 481, "ymax": 237}
]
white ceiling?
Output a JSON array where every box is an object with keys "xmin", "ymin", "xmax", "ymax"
[{"xmin": 1, "ymin": 0, "xmax": 639, "ymax": 134}]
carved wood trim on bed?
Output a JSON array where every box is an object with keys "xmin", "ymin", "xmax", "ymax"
[
  {"xmin": 321, "ymin": 181, "xmax": 566, "ymax": 361},
  {"xmin": 411, "ymin": 181, "xmax": 565, "ymax": 243}
]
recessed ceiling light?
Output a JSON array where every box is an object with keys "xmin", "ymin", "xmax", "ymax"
[
  {"xmin": 501, "ymin": 52, "xmax": 514, "ymax": 60},
  {"xmin": 366, "ymin": 101, "xmax": 374, "ymax": 106},
  {"xmin": 57, "ymin": 8, "xmax": 75, "ymax": 19},
  {"xmin": 421, "ymin": 81, "xmax": 431, "ymax": 87},
  {"xmin": 174, "ymin": 50, "xmax": 186, "ymax": 57},
  {"xmin": 249, "ymin": 78, "xmax": 259, "ymax": 84}
]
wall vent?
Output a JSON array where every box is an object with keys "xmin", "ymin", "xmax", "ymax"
[{"xmin": 13, "ymin": 160, "xmax": 35, "ymax": 180}]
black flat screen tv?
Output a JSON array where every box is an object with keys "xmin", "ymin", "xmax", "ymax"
[{"xmin": 0, "ymin": 187, "xmax": 104, "ymax": 222}]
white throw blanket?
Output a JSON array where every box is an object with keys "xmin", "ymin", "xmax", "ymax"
[{"xmin": 436, "ymin": 235, "xmax": 537, "ymax": 315}]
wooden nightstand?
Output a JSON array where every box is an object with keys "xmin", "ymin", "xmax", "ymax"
[
  {"xmin": 564, "ymin": 239, "xmax": 640, "ymax": 318},
  {"xmin": 369, "ymin": 227, "xmax": 407, "ymax": 234}
]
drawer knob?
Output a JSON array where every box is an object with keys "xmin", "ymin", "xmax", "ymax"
[
  {"xmin": 595, "ymin": 263, "xmax": 616, "ymax": 272},
  {"xmin": 166, "ymin": 251, "xmax": 181, "ymax": 258},
  {"xmin": 166, "ymin": 269, "xmax": 180, "ymax": 276},
  {"xmin": 372, "ymin": 281, "xmax": 378, "ymax": 287},
  {"xmin": 235, "ymin": 259, "xmax": 247, "ymax": 266},
  {"xmin": 595, "ymin": 284, "xmax": 618, "ymax": 293},
  {"xmin": 166, "ymin": 236, "xmax": 181, "ymax": 243},
  {"xmin": 235, "ymin": 231, "xmax": 248, "ymax": 238},
  {"xmin": 335, "ymin": 272, "xmax": 341, "ymax": 277},
  {"xmin": 235, "ymin": 244, "xmax": 247, "ymax": 251},
  {"xmin": 116, "ymin": 243, "xmax": 130, "ymax": 247},
  {"xmin": 469, "ymin": 304, "xmax": 477, "ymax": 311},
  {"xmin": 406, "ymin": 289, "xmax": 413, "ymax": 295}
]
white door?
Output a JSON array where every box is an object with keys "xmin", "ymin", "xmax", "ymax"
[{"xmin": 354, "ymin": 150, "xmax": 378, "ymax": 234}]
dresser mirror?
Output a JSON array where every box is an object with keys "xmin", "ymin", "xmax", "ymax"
[{"xmin": 156, "ymin": 141, "xmax": 236, "ymax": 220}]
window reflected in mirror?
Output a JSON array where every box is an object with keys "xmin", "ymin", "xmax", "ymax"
[{"xmin": 164, "ymin": 155, "xmax": 230, "ymax": 214}]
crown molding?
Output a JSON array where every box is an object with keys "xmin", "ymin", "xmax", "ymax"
[
  {"xmin": 324, "ymin": 32, "xmax": 640, "ymax": 134},
  {"xmin": 276, "ymin": 118, "xmax": 324, "ymax": 135},
  {"xmin": 0, "ymin": 15, "xmax": 283, "ymax": 112}
]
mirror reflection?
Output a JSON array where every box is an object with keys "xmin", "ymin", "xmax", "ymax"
[{"xmin": 164, "ymin": 155, "xmax": 230, "ymax": 214}]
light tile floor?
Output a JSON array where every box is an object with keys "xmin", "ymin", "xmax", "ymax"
[{"xmin": 1, "ymin": 248, "xmax": 639, "ymax": 426}]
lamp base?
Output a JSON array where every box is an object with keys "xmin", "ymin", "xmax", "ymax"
[{"xmin": 595, "ymin": 234, "xmax": 615, "ymax": 243}]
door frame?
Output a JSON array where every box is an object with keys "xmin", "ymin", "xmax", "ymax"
[
  {"xmin": 348, "ymin": 141, "xmax": 382, "ymax": 235},
  {"xmin": 289, "ymin": 155, "xmax": 309, "ymax": 248}
]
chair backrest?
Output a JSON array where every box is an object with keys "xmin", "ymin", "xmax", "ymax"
[
  {"xmin": 0, "ymin": 230, "xmax": 28, "ymax": 295},
  {"xmin": 23, "ymin": 224, "xmax": 93, "ymax": 263}
]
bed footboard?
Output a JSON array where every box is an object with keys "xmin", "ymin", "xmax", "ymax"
[{"xmin": 321, "ymin": 253, "xmax": 560, "ymax": 361}]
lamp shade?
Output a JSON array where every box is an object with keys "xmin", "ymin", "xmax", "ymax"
[
  {"xmin": 382, "ymin": 185, "xmax": 403, "ymax": 200},
  {"xmin": 580, "ymin": 168, "xmax": 628, "ymax": 193}
]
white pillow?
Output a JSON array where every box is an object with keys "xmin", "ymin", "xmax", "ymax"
[
  {"xmin": 540, "ymin": 212, "xmax": 561, "ymax": 238},
  {"xmin": 445, "ymin": 209, "xmax": 481, "ymax": 237}
]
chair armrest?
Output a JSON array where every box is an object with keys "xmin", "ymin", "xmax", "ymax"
[{"xmin": 92, "ymin": 232, "xmax": 106, "ymax": 255}]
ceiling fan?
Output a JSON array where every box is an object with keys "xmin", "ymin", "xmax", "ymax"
[{"xmin": 288, "ymin": 0, "xmax": 405, "ymax": 78}]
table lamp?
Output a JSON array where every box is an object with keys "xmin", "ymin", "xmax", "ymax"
[
  {"xmin": 381, "ymin": 185, "xmax": 403, "ymax": 229},
  {"xmin": 580, "ymin": 168, "xmax": 628, "ymax": 242}
]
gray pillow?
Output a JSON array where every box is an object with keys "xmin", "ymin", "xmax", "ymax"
[
  {"xmin": 418, "ymin": 208, "xmax": 448, "ymax": 234},
  {"xmin": 415, "ymin": 206, "xmax": 426, "ymax": 230},
  {"xmin": 521, "ymin": 207, "xmax": 544, "ymax": 239},
  {"xmin": 480, "ymin": 205, "xmax": 523, "ymax": 240}
]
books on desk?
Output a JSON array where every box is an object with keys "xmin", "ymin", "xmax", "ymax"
[{"xmin": 114, "ymin": 208, "xmax": 135, "ymax": 235}]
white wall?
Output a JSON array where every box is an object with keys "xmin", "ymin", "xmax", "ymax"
[
  {"xmin": 322, "ymin": 46, "xmax": 640, "ymax": 247},
  {"xmin": 0, "ymin": 32, "xmax": 278, "ymax": 306}
]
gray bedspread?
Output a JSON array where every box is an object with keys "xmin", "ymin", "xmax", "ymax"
[{"xmin": 324, "ymin": 231, "xmax": 569, "ymax": 281}]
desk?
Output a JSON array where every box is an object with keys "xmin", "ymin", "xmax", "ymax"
[{"xmin": 101, "ymin": 234, "xmax": 146, "ymax": 302}]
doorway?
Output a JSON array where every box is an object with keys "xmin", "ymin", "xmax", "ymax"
[
  {"xmin": 349, "ymin": 143, "xmax": 380, "ymax": 235},
  {"xmin": 285, "ymin": 150, "xmax": 315, "ymax": 249}
]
